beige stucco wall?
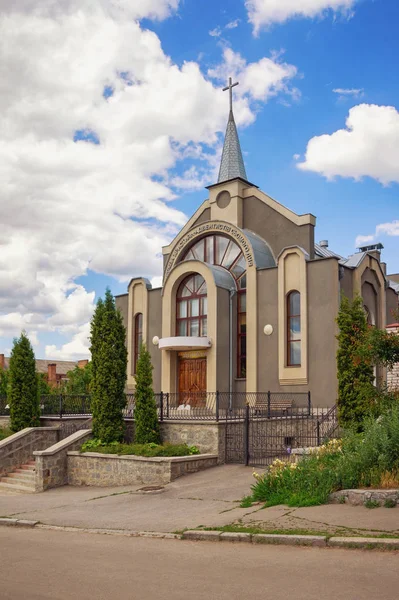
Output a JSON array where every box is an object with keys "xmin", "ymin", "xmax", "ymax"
[
  {"xmin": 386, "ymin": 287, "xmax": 399, "ymax": 325},
  {"xmin": 216, "ymin": 287, "xmax": 230, "ymax": 391},
  {"xmin": 307, "ymin": 258, "xmax": 340, "ymax": 408},
  {"xmin": 243, "ymin": 195, "xmax": 315, "ymax": 259},
  {"xmin": 148, "ymin": 288, "xmax": 162, "ymax": 392},
  {"xmin": 115, "ymin": 293, "xmax": 128, "ymax": 347}
]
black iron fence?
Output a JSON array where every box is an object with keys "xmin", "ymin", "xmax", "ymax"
[
  {"xmin": 225, "ymin": 404, "xmax": 339, "ymax": 466},
  {"xmin": 0, "ymin": 391, "xmax": 312, "ymax": 421}
]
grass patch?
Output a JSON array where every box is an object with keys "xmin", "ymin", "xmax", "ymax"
[
  {"xmin": 81, "ymin": 439, "xmax": 200, "ymax": 457},
  {"xmin": 364, "ymin": 500, "xmax": 380, "ymax": 509},
  {"xmin": 0, "ymin": 427, "xmax": 12, "ymax": 441},
  {"xmin": 240, "ymin": 496, "xmax": 254, "ymax": 508},
  {"xmin": 246, "ymin": 405, "xmax": 399, "ymax": 508},
  {"xmin": 384, "ymin": 499, "xmax": 397, "ymax": 508},
  {"xmin": 200, "ymin": 524, "xmax": 332, "ymax": 538}
]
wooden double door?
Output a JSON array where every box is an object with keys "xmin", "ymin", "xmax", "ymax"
[{"xmin": 178, "ymin": 356, "xmax": 207, "ymax": 408}]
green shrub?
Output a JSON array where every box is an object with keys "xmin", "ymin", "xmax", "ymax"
[
  {"xmin": 364, "ymin": 500, "xmax": 380, "ymax": 509},
  {"xmin": 9, "ymin": 332, "xmax": 40, "ymax": 432},
  {"xmin": 134, "ymin": 344, "xmax": 160, "ymax": 445},
  {"xmin": 80, "ymin": 439, "xmax": 200, "ymax": 457},
  {"xmin": 0, "ymin": 426, "xmax": 12, "ymax": 441},
  {"xmin": 384, "ymin": 499, "xmax": 397, "ymax": 508},
  {"xmin": 248, "ymin": 405, "xmax": 399, "ymax": 508},
  {"xmin": 90, "ymin": 289, "xmax": 127, "ymax": 443}
]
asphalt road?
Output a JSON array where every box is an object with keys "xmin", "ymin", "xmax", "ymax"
[{"xmin": 1, "ymin": 527, "xmax": 398, "ymax": 600}]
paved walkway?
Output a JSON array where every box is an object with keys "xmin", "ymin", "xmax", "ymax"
[{"xmin": 0, "ymin": 465, "xmax": 398, "ymax": 536}]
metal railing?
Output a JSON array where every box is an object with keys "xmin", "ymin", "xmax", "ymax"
[{"xmin": 0, "ymin": 391, "xmax": 315, "ymax": 422}]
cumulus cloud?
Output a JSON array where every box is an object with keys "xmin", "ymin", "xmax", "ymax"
[
  {"xmin": 0, "ymin": 1, "xmax": 298, "ymax": 358},
  {"xmin": 356, "ymin": 221, "xmax": 399, "ymax": 249},
  {"xmin": 246, "ymin": 0, "xmax": 357, "ymax": 34},
  {"xmin": 297, "ymin": 104, "xmax": 399, "ymax": 185},
  {"xmin": 208, "ymin": 48, "xmax": 299, "ymax": 106}
]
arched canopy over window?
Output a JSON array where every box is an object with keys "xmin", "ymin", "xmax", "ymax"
[
  {"xmin": 176, "ymin": 274, "xmax": 208, "ymax": 337},
  {"xmin": 134, "ymin": 313, "xmax": 143, "ymax": 374},
  {"xmin": 182, "ymin": 235, "xmax": 246, "ymax": 281},
  {"xmin": 287, "ymin": 291, "xmax": 301, "ymax": 366}
]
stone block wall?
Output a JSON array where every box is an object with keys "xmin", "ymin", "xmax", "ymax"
[
  {"xmin": 67, "ymin": 452, "xmax": 218, "ymax": 487},
  {"xmin": 34, "ymin": 430, "xmax": 92, "ymax": 492},
  {"xmin": 0, "ymin": 427, "xmax": 59, "ymax": 477},
  {"xmin": 160, "ymin": 421, "xmax": 225, "ymax": 462}
]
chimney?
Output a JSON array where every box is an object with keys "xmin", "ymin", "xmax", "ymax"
[
  {"xmin": 0, "ymin": 354, "xmax": 4, "ymax": 369},
  {"xmin": 319, "ymin": 240, "xmax": 329, "ymax": 248},
  {"xmin": 48, "ymin": 363, "xmax": 57, "ymax": 384},
  {"xmin": 78, "ymin": 359, "xmax": 89, "ymax": 369}
]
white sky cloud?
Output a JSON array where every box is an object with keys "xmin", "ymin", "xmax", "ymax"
[
  {"xmin": 297, "ymin": 104, "xmax": 399, "ymax": 185},
  {"xmin": 246, "ymin": 0, "xmax": 357, "ymax": 34},
  {"xmin": 209, "ymin": 26, "xmax": 222, "ymax": 37},
  {"xmin": 333, "ymin": 88, "xmax": 364, "ymax": 97},
  {"xmin": 0, "ymin": 1, "xmax": 298, "ymax": 358},
  {"xmin": 226, "ymin": 19, "xmax": 241, "ymax": 29},
  {"xmin": 356, "ymin": 221, "xmax": 399, "ymax": 249}
]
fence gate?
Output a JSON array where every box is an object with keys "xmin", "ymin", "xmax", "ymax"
[{"xmin": 225, "ymin": 406, "xmax": 338, "ymax": 467}]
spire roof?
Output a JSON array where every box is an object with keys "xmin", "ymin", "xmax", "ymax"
[{"xmin": 217, "ymin": 78, "xmax": 248, "ymax": 184}]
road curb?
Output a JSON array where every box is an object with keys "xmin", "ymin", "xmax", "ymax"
[
  {"xmin": 328, "ymin": 537, "xmax": 399, "ymax": 550},
  {"xmin": 1, "ymin": 520, "xmax": 399, "ymax": 550},
  {"xmin": 0, "ymin": 518, "xmax": 38, "ymax": 528}
]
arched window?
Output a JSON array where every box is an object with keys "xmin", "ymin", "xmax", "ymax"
[
  {"xmin": 134, "ymin": 313, "xmax": 143, "ymax": 374},
  {"xmin": 176, "ymin": 274, "xmax": 208, "ymax": 337},
  {"xmin": 287, "ymin": 291, "xmax": 301, "ymax": 366},
  {"xmin": 181, "ymin": 235, "xmax": 247, "ymax": 377}
]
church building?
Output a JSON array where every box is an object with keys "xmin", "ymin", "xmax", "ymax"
[{"xmin": 116, "ymin": 79, "xmax": 399, "ymax": 408}]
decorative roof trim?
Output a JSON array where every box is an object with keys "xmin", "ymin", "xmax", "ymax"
[{"xmin": 242, "ymin": 187, "xmax": 316, "ymax": 227}]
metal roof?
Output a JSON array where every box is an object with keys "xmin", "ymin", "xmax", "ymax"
[
  {"xmin": 217, "ymin": 110, "xmax": 247, "ymax": 183},
  {"xmin": 314, "ymin": 243, "xmax": 342, "ymax": 260}
]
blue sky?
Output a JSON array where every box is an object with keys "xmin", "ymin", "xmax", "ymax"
[{"xmin": 0, "ymin": 0, "xmax": 398, "ymax": 359}]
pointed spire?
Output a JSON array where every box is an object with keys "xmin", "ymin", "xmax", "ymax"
[{"xmin": 218, "ymin": 78, "xmax": 248, "ymax": 184}]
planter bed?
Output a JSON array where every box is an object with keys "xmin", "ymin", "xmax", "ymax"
[{"xmin": 67, "ymin": 451, "xmax": 218, "ymax": 487}]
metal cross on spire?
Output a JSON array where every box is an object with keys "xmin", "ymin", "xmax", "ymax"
[
  {"xmin": 217, "ymin": 77, "xmax": 248, "ymax": 183},
  {"xmin": 223, "ymin": 77, "xmax": 239, "ymax": 112}
]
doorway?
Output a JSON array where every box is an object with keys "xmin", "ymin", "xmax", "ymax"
[{"xmin": 178, "ymin": 356, "xmax": 207, "ymax": 408}]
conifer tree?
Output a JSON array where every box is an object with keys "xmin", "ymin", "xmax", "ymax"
[
  {"xmin": 9, "ymin": 332, "xmax": 40, "ymax": 431},
  {"xmin": 90, "ymin": 289, "xmax": 127, "ymax": 443},
  {"xmin": 134, "ymin": 344, "xmax": 160, "ymax": 444},
  {"xmin": 337, "ymin": 295, "xmax": 375, "ymax": 430}
]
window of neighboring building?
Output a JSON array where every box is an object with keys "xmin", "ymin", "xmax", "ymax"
[
  {"xmin": 287, "ymin": 291, "xmax": 301, "ymax": 366},
  {"xmin": 176, "ymin": 274, "xmax": 208, "ymax": 337},
  {"xmin": 237, "ymin": 274, "xmax": 247, "ymax": 378},
  {"xmin": 134, "ymin": 313, "xmax": 143, "ymax": 374}
]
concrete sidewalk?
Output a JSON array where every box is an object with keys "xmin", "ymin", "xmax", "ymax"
[{"xmin": 0, "ymin": 465, "xmax": 398, "ymax": 537}]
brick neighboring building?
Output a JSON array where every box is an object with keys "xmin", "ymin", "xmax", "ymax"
[
  {"xmin": 0, "ymin": 354, "xmax": 89, "ymax": 388},
  {"xmin": 386, "ymin": 323, "xmax": 399, "ymax": 392}
]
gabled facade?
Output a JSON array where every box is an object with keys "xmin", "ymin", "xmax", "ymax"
[{"xmin": 116, "ymin": 89, "xmax": 398, "ymax": 408}]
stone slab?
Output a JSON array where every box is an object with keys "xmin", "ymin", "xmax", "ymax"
[
  {"xmin": 252, "ymin": 534, "xmax": 327, "ymax": 547},
  {"xmin": 0, "ymin": 518, "xmax": 17, "ymax": 526},
  {"xmin": 220, "ymin": 532, "xmax": 252, "ymax": 543},
  {"xmin": 329, "ymin": 537, "xmax": 399, "ymax": 549},
  {"xmin": 183, "ymin": 530, "xmax": 221, "ymax": 541}
]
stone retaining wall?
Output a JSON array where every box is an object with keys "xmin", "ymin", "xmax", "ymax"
[
  {"xmin": 67, "ymin": 452, "xmax": 218, "ymax": 487},
  {"xmin": 34, "ymin": 430, "xmax": 92, "ymax": 492},
  {"xmin": 330, "ymin": 489, "xmax": 399, "ymax": 506},
  {"xmin": 0, "ymin": 427, "xmax": 59, "ymax": 477}
]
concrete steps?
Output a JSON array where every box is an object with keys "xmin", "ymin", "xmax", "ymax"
[{"xmin": 0, "ymin": 461, "xmax": 36, "ymax": 493}]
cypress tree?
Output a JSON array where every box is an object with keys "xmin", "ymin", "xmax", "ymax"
[
  {"xmin": 134, "ymin": 344, "xmax": 160, "ymax": 444},
  {"xmin": 9, "ymin": 332, "xmax": 40, "ymax": 432},
  {"xmin": 336, "ymin": 295, "xmax": 375, "ymax": 431},
  {"xmin": 90, "ymin": 289, "xmax": 127, "ymax": 443}
]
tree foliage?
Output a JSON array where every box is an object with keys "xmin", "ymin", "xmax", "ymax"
[
  {"xmin": 90, "ymin": 289, "xmax": 127, "ymax": 443},
  {"xmin": 359, "ymin": 327, "xmax": 399, "ymax": 370},
  {"xmin": 0, "ymin": 366, "xmax": 8, "ymax": 396},
  {"xmin": 336, "ymin": 295, "xmax": 375, "ymax": 431},
  {"xmin": 8, "ymin": 332, "xmax": 40, "ymax": 432},
  {"xmin": 37, "ymin": 372, "xmax": 52, "ymax": 397},
  {"xmin": 63, "ymin": 362, "xmax": 92, "ymax": 394},
  {"xmin": 134, "ymin": 343, "xmax": 160, "ymax": 445}
]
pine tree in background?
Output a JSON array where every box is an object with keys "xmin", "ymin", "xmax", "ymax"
[
  {"xmin": 9, "ymin": 332, "xmax": 40, "ymax": 432},
  {"xmin": 134, "ymin": 343, "xmax": 160, "ymax": 444},
  {"xmin": 337, "ymin": 295, "xmax": 375, "ymax": 431},
  {"xmin": 90, "ymin": 289, "xmax": 127, "ymax": 443}
]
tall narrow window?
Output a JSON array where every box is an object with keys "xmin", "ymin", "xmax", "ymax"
[
  {"xmin": 134, "ymin": 313, "xmax": 143, "ymax": 374},
  {"xmin": 287, "ymin": 291, "xmax": 301, "ymax": 366},
  {"xmin": 176, "ymin": 274, "xmax": 208, "ymax": 337},
  {"xmin": 237, "ymin": 275, "xmax": 247, "ymax": 378}
]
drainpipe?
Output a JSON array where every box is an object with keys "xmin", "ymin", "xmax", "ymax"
[{"xmin": 229, "ymin": 287, "xmax": 237, "ymax": 411}]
